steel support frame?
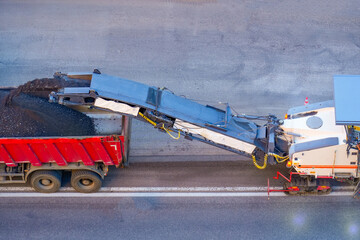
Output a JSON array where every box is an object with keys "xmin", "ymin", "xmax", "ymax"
[{"xmin": 121, "ymin": 115, "xmax": 132, "ymax": 166}]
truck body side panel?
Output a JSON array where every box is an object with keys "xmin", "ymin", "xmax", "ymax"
[{"xmin": 0, "ymin": 136, "xmax": 124, "ymax": 167}]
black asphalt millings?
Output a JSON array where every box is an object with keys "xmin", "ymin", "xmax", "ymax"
[
  {"xmin": 2, "ymin": 78, "xmax": 89, "ymax": 106},
  {"xmin": 0, "ymin": 90, "xmax": 95, "ymax": 137}
]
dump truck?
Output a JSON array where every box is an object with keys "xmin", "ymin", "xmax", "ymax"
[
  {"xmin": 0, "ymin": 135, "xmax": 126, "ymax": 193},
  {"xmin": 1, "ymin": 71, "xmax": 360, "ymax": 196}
]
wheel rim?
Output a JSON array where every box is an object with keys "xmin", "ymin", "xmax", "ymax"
[
  {"xmin": 80, "ymin": 178, "xmax": 93, "ymax": 186},
  {"xmin": 77, "ymin": 177, "xmax": 95, "ymax": 190},
  {"xmin": 41, "ymin": 179, "xmax": 51, "ymax": 186},
  {"xmin": 38, "ymin": 178, "xmax": 54, "ymax": 190}
]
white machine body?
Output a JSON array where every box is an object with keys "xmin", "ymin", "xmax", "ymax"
[{"xmin": 280, "ymin": 101, "xmax": 358, "ymax": 179}]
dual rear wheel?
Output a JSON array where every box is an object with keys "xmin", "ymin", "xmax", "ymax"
[
  {"xmin": 30, "ymin": 170, "xmax": 102, "ymax": 193},
  {"xmin": 30, "ymin": 171, "xmax": 62, "ymax": 193},
  {"xmin": 70, "ymin": 170, "xmax": 102, "ymax": 193}
]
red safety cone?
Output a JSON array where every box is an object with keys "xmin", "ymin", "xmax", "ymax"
[{"xmin": 304, "ymin": 97, "xmax": 309, "ymax": 105}]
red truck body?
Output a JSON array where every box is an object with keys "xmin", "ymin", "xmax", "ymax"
[
  {"xmin": 0, "ymin": 116, "xmax": 131, "ymax": 193},
  {"xmin": 0, "ymin": 135, "xmax": 124, "ymax": 167}
]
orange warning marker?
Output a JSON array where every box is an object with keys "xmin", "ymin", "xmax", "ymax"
[{"xmin": 304, "ymin": 97, "xmax": 309, "ymax": 105}]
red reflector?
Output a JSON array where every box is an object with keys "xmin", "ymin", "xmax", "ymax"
[
  {"xmin": 286, "ymin": 161, "xmax": 292, "ymax": 168},
  {"xmin": 288, "ymin": 186, "xmax": 299, "ymax": 191}
]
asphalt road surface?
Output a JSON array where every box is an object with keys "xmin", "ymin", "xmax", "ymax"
[
  {"xmin": 1, "ymin": 0, "xmax": 360, "ymax": 156},
  {"xmin": 0, "ymin": 160, "xmax": 288, "ymax": 189},
  {"xmin": 0, "ymin": 159, "xmax": 358, "ymax": 240},
  {"xmin": 1, "ymin": 2, "xmax": 360, "ymax": 239},
  {"xmin": 1, "ymin": 196, "xmax": 359, "ymax": 240}
]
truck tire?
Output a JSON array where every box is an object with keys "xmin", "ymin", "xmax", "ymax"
[
  {"xmin": 71, "ymin": 170, "xmax": 102, "ymax": 193},
  {"xmin": 30, "ymin": 170, "xmax": 62, "ymax": 193}
]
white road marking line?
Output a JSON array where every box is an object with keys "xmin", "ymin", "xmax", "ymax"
[
  {"xmin": 101, "ymin": 187, "xmax": 280, "ymax": 192},
  {"xmin": 0, "ymin": 186, "xmax": 278, "ymax": 192},
  {"xmin": 0, "ymin": 192, "xmax": 280, "ymax": 197},
  {"xmin": 99, "ymin": 186, "xmax": 355, "ymax": 192},
  {"xmin": 0, "ymin": 191, "xmax": 354, "ymax": 198},
  {"xmin": 0, "ymin": 186, "xmax": 355, "ymax": 192}
]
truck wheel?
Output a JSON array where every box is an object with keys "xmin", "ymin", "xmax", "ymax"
[
  {"xmin": 71, "ymin": 170, "xmax": 102, "ymax": 193},
  {"xmin": 30, "ymin": 171, "xmax": 62, "ymax": 193}
]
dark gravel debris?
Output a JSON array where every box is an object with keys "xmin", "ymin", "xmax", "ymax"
[{"xmin": 0, "ymin": 90, "xmax": 95, "ymax": 137}]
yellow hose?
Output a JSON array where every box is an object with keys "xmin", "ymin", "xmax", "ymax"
[
  {"xmin": 252, "ymin": 153, "xmax": 289, "ymax": 169},
  {"xmin": 138, "ymin": 112, "xmax": 157, "ymax": 126},
  {"xmin": 138, "ymin": 112, "xmax": 181, "ymax": 140},
  {"xmin": 162, "ymin": 124, "xmax": 181, "ymax": 140},
  {"xmin": 252, "ymin": 154, "xmax": 268, "ymax": 169},
  {"xmin": 269, "ymin": 153, "xmax": 289, "ymax": 163}
]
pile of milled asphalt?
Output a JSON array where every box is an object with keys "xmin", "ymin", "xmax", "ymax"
[{"xmin": 0, "ymin": 79, "xmax": 95, "ymax": 137}]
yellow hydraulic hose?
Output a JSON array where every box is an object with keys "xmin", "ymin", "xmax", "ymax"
[
  {"xmin": 162, "ymin": 124, "xmax": 181, "ymax": 140},
  {"xmin": 138, "ymin": 112, "xmax": 181, "ymax": 140},
  {"xmin": 252, "ymin": 154, "xmax": 268, "ymax": 170},
  {"xmin": 138, "ymin": 112, "xmax": 157, "ymax": 126},
  {"xmin": 252, "ymin": 153, "xmax": 289, "ymax": 170},
  {"xmin": 270, "ymin": 153, "xmax": 289, "ymax": 163}
]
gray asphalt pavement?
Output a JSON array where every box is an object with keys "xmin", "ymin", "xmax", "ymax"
[
  {"xmin": 1, "ymin": 196, "xmax": 359, "ymax": 240},
  {"xmin": 1, "ymin": 159, "xmax": 351, "ymax": 191},
  {"xmin": 1, "ymin": 0, "xmax": 360, "ymax": 156},
  {"xmin": 1, "ymin": 2, "xmax": 360, "ymax": 239},
  {"xmin": 2, "ymin": 160, "xmax": 289, "ymax": 189},
  {"xmin": 103, "ymin": 160, "xmax": 286, "ymax": 188}
]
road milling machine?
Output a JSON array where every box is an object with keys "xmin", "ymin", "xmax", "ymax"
[{"xmin": 49, "ymin": 71, "xmax": 360, "ymax": 196}]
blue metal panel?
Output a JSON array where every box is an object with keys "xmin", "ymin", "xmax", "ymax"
[
  {"xmin": 91, "ymin": 74, "xmax": 152, "ymax": 109},
  {"xmin": 90, "ymin": 74, "xmax": 257, "ymax": 145},
  {"xmin": 287, "ymin": 101, "xmax": 334, "ymax": 115},
  {"xmin": 334, "ymin": 75, "xmax": 360, "ymax": 125}
]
